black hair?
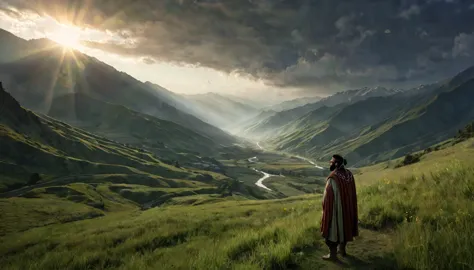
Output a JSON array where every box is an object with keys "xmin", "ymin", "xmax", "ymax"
[{"xmin": 332, "ymin": 154, "xmax": 347, "ymax": 166}]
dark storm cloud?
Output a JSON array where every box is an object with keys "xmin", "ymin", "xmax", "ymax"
[{"xmin": 2, "ymin": 0, "xmax": 474, "ymax": 93}]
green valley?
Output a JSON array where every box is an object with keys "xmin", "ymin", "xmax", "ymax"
[
  {"xmin": 248, "ymin": 67, "xmax": 474, "ymax": 167},
  {"xmin": 2, "ymin": 134, "xmax": 474, "ymax": 269},
  {"xmin": 0, "ymin": 10, "xmax": 473, "ymax": 270}
]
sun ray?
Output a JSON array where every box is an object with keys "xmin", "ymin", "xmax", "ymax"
[
  {"xmin": 48, "ymin": 24, "xmax": 83, "ymax": 50},
  {"xmin": 43, "ymin": 48, "xmax": 67, "ymax": 113}
]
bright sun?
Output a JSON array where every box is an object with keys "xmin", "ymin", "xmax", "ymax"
[{"xmin": 49, "ymin": 24, "xmax": 82, "ymax": 49}]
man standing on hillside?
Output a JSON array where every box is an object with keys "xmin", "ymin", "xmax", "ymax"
[{"xmin": 320, "ymin": 154, "xmax": 359, "ymax": 260}]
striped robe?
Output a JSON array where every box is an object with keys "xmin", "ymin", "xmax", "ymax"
[{"xmin": 320, "ymin": 168, "xmax": 358, "ymax": 242}]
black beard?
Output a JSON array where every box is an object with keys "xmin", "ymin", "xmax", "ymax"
[{"xmin": 330, "ymin": 164, "xmax": 336, "ymax": 171}]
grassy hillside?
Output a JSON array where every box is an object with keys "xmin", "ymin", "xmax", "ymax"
[
  {"xmin": 346, "ymin": 78, "xmax": 474, "ymax": 163},
  {"xmin": 1, "ymin": 138, "xmax": 473, "ymax": 269},
  {"xmin": 263, "ymin": 66, "xmax": 474, "ymax": 167},
  {"xmin": 353, "ymin": 138, "xmax": 474, "ymax": 270},
  {"xmin": 238, "ymin": 87, "xmax": 401, "ymax": 139},
  {"xmin": 0, "ymin": 194, "xmax": 392, "ymax": 270},
  {"xmin": 47, "ymin": 93, "xmax": 222, "ymax": 156},
  {"xmin": 0, "ymin": 84, "xmax": 234, "ymax": 198}
]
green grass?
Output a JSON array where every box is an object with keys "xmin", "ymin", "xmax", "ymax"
[
  {"xmin": 358, "ymin": 164, "xmax": 474, "ymax": 269},
  {"xmin": 0, "ymin": 194, "xmax": 396, "ymax": 270},
  {"xmin": 1, "ymin": 140, "xmax": 474, "ymax": 269},
  {"xmin": 0, "ymin": 197, "xmax": 104, "ymax": 236},
  {"xmin": 0, "ymin": 196, "xmax": 313, "ymax": 269},
  {"xmin": 356, "ymin": 138, "xmax": 474, "ymax": 187}
]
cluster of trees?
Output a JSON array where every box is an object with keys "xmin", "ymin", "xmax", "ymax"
[
  {"xmin": 217, "ymin": 179, "xmax": 241, "ymax": 197},
  {"xmin": 455, "ymin": 122, "xmax": 474, "ymax": 140},
  {"xmin": 397, "ymin": 153, "xmax": 422, "ymax": 168},
  {"xmin": 27, "ymin": 173, "xmax": 41, "ymax": 185}
]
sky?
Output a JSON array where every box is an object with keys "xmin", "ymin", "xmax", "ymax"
[{"xmin": 0, "ymin": 0, "xmax": 474, "ymax": 100}]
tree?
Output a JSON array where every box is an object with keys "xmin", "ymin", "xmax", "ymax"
[
  {"xmin": 455, "ymin": 122, "xmax": 474, "ymax": 140},
  {"xmin": 27, "ymin": 173, "xmax": 41, "ymax": 185},
  {"xmin": 174, "ymin": 160, "xmax": 181, "ymax": 168},
  {"xmin": 402, "ymin": 154, "xmax": 420, "ymax": 166}
]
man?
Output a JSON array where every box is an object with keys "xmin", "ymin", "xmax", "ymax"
[{"xmin": 320, "ymin": 154, "xmax": 359, "ymax": 260}]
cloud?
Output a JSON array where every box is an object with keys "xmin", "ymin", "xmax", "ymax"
[
  {"xmin": 141, "ymin": 57, "xmax": 156, "ymax": 65},
  {"xmin": 399, "ymin": 5, "xmax": 421, "ymax": 20},
  {"xmin": 452, "ymin": 32, "xmax": 474, "ymax": 58},
  {"xmin": 1, "ymin": 0, "xmax": 474, "ymax": 93}
]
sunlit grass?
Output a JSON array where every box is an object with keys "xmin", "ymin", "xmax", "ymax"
[
  {"xmin": 1, "ymin": 139, "xmax": 473, "ymax": 269},
  {"xmin": 358, "ymin": 163, "xmax": 474, "ymax": 269},
  {"xmin": 0, "ymin": 196, "xmax": 324, "ymax": 269}
]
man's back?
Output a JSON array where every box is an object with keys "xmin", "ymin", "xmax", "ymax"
[
  {"xmin": 321, "ymin": 169, "xmax": 358, "ymax": 241},
  {"xmin": 321, "ymin": 155, "xmax": 358, "ymax": 260}
]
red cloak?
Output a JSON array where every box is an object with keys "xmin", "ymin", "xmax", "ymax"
[{"xmin": 320, "ymin": 168, "xmax": 359, "ymax": 242}]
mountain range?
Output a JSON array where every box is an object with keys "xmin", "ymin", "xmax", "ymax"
[
  {"xmin": 1, "ymin": 26, "xmax": 474, "ymax": 171},
  {"xmin": 47, "ymin": 93, "xmax": 221, "ymax": 156},
  {"xmin": 0, "ymin": 30, "xmax": 238, "ymax": 147},
  {"xmin": 259, "ymin": 68, "xmax": 474, "ymax": 166},
  {"xmin": 0, "ymin": 82, "xmax": 204, "ymax": 192},
  {"xmin": 238, "ymin": 86, "xmax": 403, "ymax": 139},
  {"xmin": 264, "ymin": 96, "xmax": 323, "ymax": 112}
]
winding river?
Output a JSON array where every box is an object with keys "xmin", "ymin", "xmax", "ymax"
[
  {"xmin": 252, "ymin": 168, "xmax": 274, "ymax": 191},
  {"xmin": 251, "ymin": 142, "xmax": 324, "ymax": 191}
]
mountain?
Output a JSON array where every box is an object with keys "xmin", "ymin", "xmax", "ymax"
[
  {"xmin": 144, "ymin": 82, "xmax": 261, "ymax": 130},
  {"xmin": 0, "ymin": 83, "xmax": 202, "ymax": 192},
  {"xmin": 0, "ymin": 29, "xmax": 236, "ymax": 146},
  {"xmin": 219, "ymin": 93, "xmax": 273, "ymax": 109},
  {"xmin": 237, "ymin": 86, "xmax": 402, "ymax": 138},
  {"xmin": 266, "ymin": 66, "xmax": 474, "ymax": 166},
  {"xmin": 184, "ymin": 92, "xmax": 259, "ymax": 129},
  {"xmin": 47, "ymin": 93, "xmax": 222, "ymax": 157},
  {"xmin": 266, "ymin": 96, "xmax": 323, "ymax": 112},
  {"xmin": 0, "ymin": 29, "xmax": 30, "ymax": 63},
  {"xmin": 319, "ymin": 86, "xmax": 403, "ymax": 106}
]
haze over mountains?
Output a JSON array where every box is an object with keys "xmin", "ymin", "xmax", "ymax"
[
  {"xmin": 0, "ymin": 81, "xmax": 199, "ymax": 191},
  {"xmin": 0, "ymin": 30, "xmax": 237, "ymax": 146},
  {"xmin": 265, "ymin": 96, "xmax": 323, "ymax": 112},
  {"xmin": 1, "ymin": 26, "xmax": 474, "ymax": 170},
  {"xmin": 240, "ymin": 69, "xmax": 474, "ymax": 166},
  {"xmin": 238, "ymin": 86, "xmax": 404, "ymax": 139}
]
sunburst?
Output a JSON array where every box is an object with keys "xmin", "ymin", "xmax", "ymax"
[{"xmin": 48, "ymin": 24, "xmax": 83, "ymax": 50}]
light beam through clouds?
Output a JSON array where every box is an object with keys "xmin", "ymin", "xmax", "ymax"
[
  {"xmin": 1, "ymin": 0, "xmax": 474, "ymax": 99},
  {"xmin": 0, "ymin": 4, "xmax": 296, "ymax": 104}
]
